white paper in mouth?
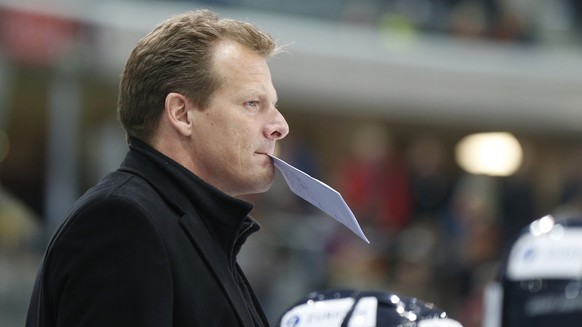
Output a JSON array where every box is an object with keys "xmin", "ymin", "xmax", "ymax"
[{"xmin": 269, "ymin": 155, "xmax": 370, "ymax": 244}]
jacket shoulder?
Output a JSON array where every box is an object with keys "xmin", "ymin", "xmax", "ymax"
[
  {"xmin": 49, "ymin": 170, "xmax": 176, "ymax": 250},
  {"xmin": 76, "ymin": 170, "xmax": 173, "ymax": 216}
]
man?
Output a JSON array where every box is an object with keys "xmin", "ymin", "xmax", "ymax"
[{"xmin": 26, "ymin": 9, "xmax": 289, "ymax": 327}]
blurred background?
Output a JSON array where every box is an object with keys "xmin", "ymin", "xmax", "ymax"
[{"xmin": 0, "ymin": 0, "xmax": 581, "ymax": 326}]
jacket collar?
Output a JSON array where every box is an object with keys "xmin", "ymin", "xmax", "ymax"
[{"xmin": 121, "ymin": 138, "xmax": 260, "ymax": 259}]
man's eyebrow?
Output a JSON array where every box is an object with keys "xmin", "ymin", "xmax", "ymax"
[{"xmin": 245, "ymin": 89, "xmax": 277, "ymax": 105}]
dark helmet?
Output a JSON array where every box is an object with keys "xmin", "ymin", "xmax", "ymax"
[
  {"xmin": 483, "ymin": 214, "xmax": 582, "ymax": 327},
  {"xmin": 279, "ymin": 289, "xmax": 462, "ymax": 327}
]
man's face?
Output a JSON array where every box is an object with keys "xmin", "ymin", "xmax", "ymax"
[{"xmin": 187, "ymin": 40, "xmax": 289, "ymax": 196}]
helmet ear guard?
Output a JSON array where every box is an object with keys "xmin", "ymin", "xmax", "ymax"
[
  {"xmin": 278, "ymin": 289, "xmax": 462, "ymax": 327},
  {"xmin": 483, "ymin": 214, "xmax": 582, "ymax": 327}
]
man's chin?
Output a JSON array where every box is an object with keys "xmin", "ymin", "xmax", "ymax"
[
  {"xmin": 233, "ymin": 173, "xmax": 274, "ymax": 197},
  {"xmin": 251, "ymin": 177, "xmax": 274, "ymax": 194}
]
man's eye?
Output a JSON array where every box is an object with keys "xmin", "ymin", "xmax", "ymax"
[{"xmin": 244, "ymin": 101, "xmax": 259, "ymax": 110}]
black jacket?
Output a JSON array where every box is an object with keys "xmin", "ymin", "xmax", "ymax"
[{"xmin": 26, "ymin": 140, "xmax": 269, "ymax": 326}]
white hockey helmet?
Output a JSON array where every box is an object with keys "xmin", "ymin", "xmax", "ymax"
[
  {"xmin": 483, "ymin": 214, "xmax": 582, "ymax": 326},
  {"xmin": 279, "ymin": 289, "xmax": 462, "ymax": 327}
]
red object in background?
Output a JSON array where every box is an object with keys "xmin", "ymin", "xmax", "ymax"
[
  {"xmin": 0, "ymin": 8, "xmax": 78, "ymax": 66},
  {"xmin": 339, "ymin": 156, "xmax": 412, "ymax": 234}
]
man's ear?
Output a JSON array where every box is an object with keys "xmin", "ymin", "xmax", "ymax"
[{"xmin": 165, "ymin": 92, "xmax": 193, "ymax": 137}]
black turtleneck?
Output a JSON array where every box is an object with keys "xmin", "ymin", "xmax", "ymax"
[{"xmin": 129, "ymin": 138, "xmax": 267, "ymax": 326}]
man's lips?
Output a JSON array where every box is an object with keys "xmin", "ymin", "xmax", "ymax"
[
  {"xmin": 254, "ymin": 152, "xmax": 273, "ymax": 163},
  {"xmin": 255, "ymin": 149, "xmax": 275, "ymax": 156}
]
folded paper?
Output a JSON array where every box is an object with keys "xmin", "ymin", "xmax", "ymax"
[{"xmin": 270, "ymin": 155, "xmax": 369, "ymax": 244}]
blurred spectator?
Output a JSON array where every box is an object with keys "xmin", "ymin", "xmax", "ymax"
[
  {"xmin": 335, "ymin": 123, "xmax": 412, "ymax": 237},
  {"xmin": 497, "ymin": 175, "xmax": 535, "ymax": 249},
  {"xmin": 447, "ymin": 0, "xmax": 493, "ymax": 39},
  {"xmin": 491, "ymin": 0, "xmax": 535, "ymax": 43},
  {"xmin": 449, "ymin": 174, "xmax": 501, "ymax": 264},
  {"xmin": 406, "ymin": 133, "xmax": 455, "ymax": 224},
  {"xmin": 444, "ymin": 173, "xmax": 502, "ymax": 320},
  {"xmin": 497, "ymin": 138, "xmax": 536, "ymax": 251}
]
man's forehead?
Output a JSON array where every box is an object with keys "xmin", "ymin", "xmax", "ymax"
[
  {"xmin": 213, "ymin": 39, "xmax": 244, "ymax": 61},
  {"xmin": 212, "ymin": 41, "xmax": 270, "ymax": 76}
]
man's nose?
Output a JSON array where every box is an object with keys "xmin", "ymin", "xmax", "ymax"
[{"xmin": 265, "ymin": 108, "xmax": 289, "ymax": 140}]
